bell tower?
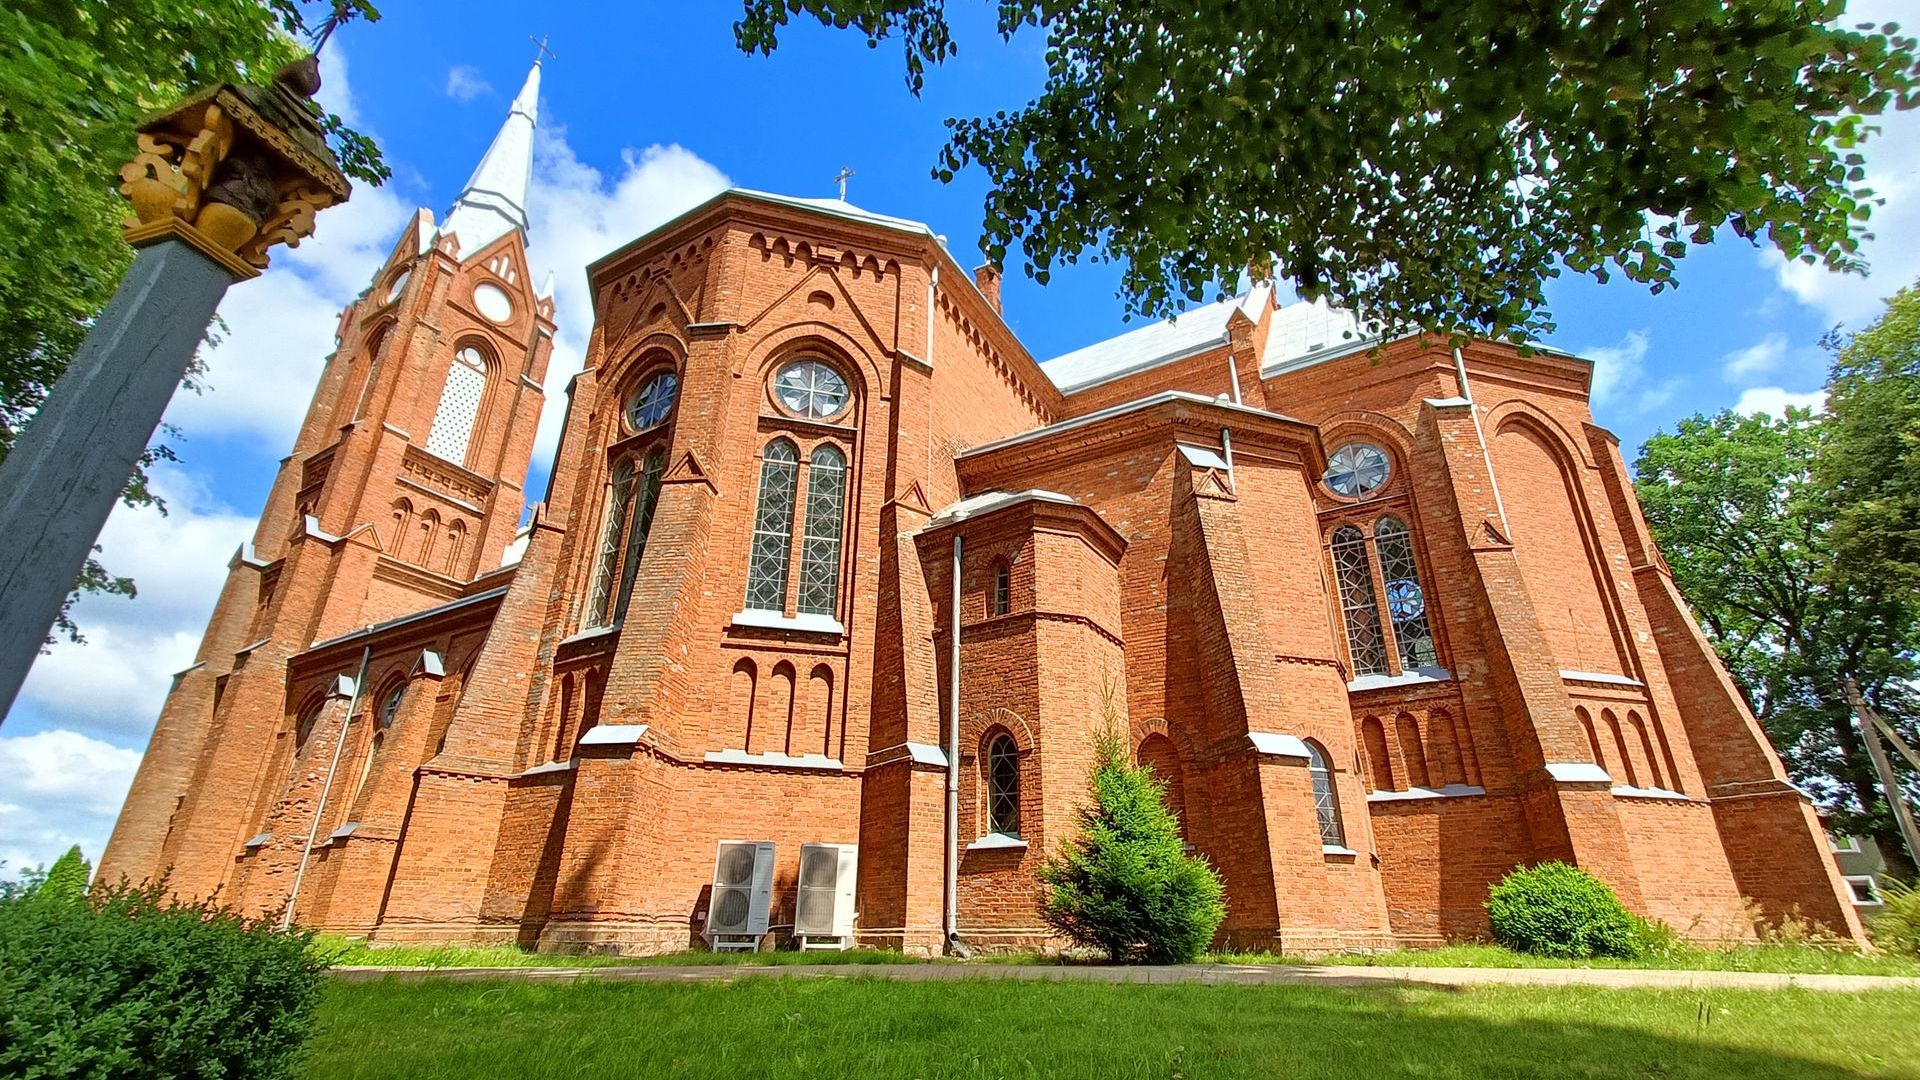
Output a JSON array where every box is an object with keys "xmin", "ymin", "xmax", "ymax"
[{"xmin": 100, "ymin": 60, "xmax": 557, "ymax": 902}]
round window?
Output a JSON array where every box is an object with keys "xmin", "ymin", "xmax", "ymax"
[
  {"xmin": 472, "ymin": 282, "xmax": 513, "ymax": 323},
  {"xmin": 772, "ymin": 359, "xmax": 850, "ymax": 420},
  {"xmin": 626, "ymin": 369, "xmax": 678, "ymax": 431},
  {"xmin": 1324, "ymin": 442, "xmax": 1391, "ymax": 498},
  {"xmin": 385, "ymin": 269, "xmax": 410, "ymax": 302}
]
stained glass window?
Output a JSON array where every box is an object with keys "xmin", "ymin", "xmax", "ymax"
[
  {"xmin": 425, "ymin": 346, "xmax": 488, "ymax": 464},
  {"xmin": 773, "ymin": 359, "xmax": 850, "ymax": 420},
  {"xmin": 745, "ymin": 439, "xmax": 800, "ymax": 611},
  {"xmin": 1306, "ymin": 741, "xmax": 1345, "ymax": 847},
  {"xmin": 612, "ymin": 448, "xmax": 668, "ymax": 624},
  {"xmin": 1375, "ymin": 516, "xmax": 1437, "ymax": 670},
  {"xmin": 1325, "ymin": 442, "xmax": 1390, "ymax": 498},
  {"xmin": 586, "ymin": 457, "xmax": 635, "ymax": 627},
  {"xmin": 1332, "ymin": 524, "xmax": 1388, "ymax": 676},
  {"xmin": 626, "ymin": 369, "xmax": 678, "ymax": 431},
  {"xmin": 796, "ymin": 444, "xmax": 846, "ymax": 617},
  {"xmin": 987, "ymin": 733, "xmax": 1021, "ymax": 837}
]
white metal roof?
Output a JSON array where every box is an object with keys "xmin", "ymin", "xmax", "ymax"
[{"xmin": 1039, "ymin": 286, "xmax": 1271, "ymax": 393}]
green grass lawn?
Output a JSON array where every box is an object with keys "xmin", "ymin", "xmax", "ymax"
[
  {"xmin": 320, "ymin": 935, "xmax": 1920, "ymax": 977},
  {"xmin": 307, "ymin": 978, "xmax": 1920, "ymax": 1079}
]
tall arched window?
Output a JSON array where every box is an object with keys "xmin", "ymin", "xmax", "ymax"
[
  {"xmin": 986, "ymin": 732, "xmax": 1021, "ymax": 837},
  {"xmin": 1331, "ymin": 525, "xmax": 1387, "ymax": 675},
  {"xmin": 425, "ymin": 345, "xmax": 488, "ymax": 464},
  {"xmin": 586, "ymin": 458, "xmax": 636, "ymax": 627},
  {"xmin": 797, "ymin": 444, "xmax": 847, "ymax": 617},
  {"xmin": 1305, "ymin": 741, "xmax": 1345, "ymax": 848},
  {"xmin": 1374, "ymin": 516, "xmax": 1436, "ymax": 670},
  {"xmin": 612, "ymin": 448, "xmax": 668, "ymax": 624},
  {"xmin": 1329, "ymin": 514, "xmax": 1441, "ymax": 679},
  {"xmin": 745, "ymin": 439, "xmax": 800, "ymax": 612},
  {"xmin": 377, "ymin": 682, "xmax": 406, "ymax": 731},
  {"xmin": 992, "ymin": 560, "xmax": 1011, "ymax": 616},
  {"xmin": 294, "ymin": 696, "xmax": 325, "ymax": 748}
]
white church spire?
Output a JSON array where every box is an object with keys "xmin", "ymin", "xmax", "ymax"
[{"xmin": 440, "ymin": 59, "xmax": 540, "ymax": 254}]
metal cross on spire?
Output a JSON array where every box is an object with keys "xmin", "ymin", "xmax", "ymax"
[
  {"xmin": 833, "ymin": 166, "xmax": 855, "ymax": 201},
  {"xmin": 530, "ymin": 33, "xmax": 559, "ymax": 64}
]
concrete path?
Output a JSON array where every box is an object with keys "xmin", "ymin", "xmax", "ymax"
[{"xmin": 332, "ymin": 962, "xmax": 1920, "ymax": 993}]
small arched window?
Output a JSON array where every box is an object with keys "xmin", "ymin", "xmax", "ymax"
[
  {"xmin": 377, "ymin": 681, "xmax": 406, "ymax": 731},
  {"xmin": 1330, "ymin": 525, "xmax": 1387, "ymax": 676},
  {"xmin": 295, "ymin": 697, "xmax": 325, "ymax": 748},
  {"xmin": 425, "ymin": 345, "xmax": 488, "ymax": 464},
  {"xmin": 796, "ymin": 444, "xmax": 847, "ymax": 617},
  {"xmin": 992, "ymin": 561, "xmax": 1011, "ymax": 616},
  {"xmin": 986, "ymin": 733, "xmax": 1021, "ymax": 837},
  {"xmin": 1305, "ymin": 741, "xmax": 1345, "ymax": 848},
  {"xmin": 745, "ymin": 439, "xmax": 800, "ymax": 612},
  {"xmin": 1374, "ymin": 517, "xmax": 1436, "ymax": 670}
]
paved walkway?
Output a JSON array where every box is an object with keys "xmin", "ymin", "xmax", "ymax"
[{"xmin": 332, "ymin": 962, "xmax": 1920, "ymax": 993}]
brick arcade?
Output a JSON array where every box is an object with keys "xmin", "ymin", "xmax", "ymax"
[{"xmin": 100, "ymin": 60, "xmax": 1866, "ymax": 954}]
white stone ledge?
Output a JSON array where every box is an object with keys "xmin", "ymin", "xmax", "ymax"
[
  {"xmin": 967, "ymin": 832, "xmax": 1029, "ymax": 851},
  {"xmin": 1611, "ymin": 785, "xmax": 1691, "ymax": 802},
  {"xmin": 1349, "ymin": 667, "xmax": 1453, "ymax": 692},
  {"xmin": 1367, "ymin": 784, "xmax": 1488, "ymax": 803},
  {"xmin": 519, "ymin": 759, "xmax": 578, "ymax": 777},
  {"xmin": 729, "ymin": 609, "xmax": 846, "ymax": 636},
  {"xmin": 704, "ymin": 748, "xmax": 843, "ymax": 771},
  {"xmin": 558, "ymin": 624, "xmax": 619, "ymax": 647},
  {"xmin": 329, "ymin": 822, "xmax": 360, "ymax": 841},
  {"xmin": 1247, "ymin": 731, "xmax": 1312, "ymax": 759},
  {"xmin": 579, "ymin": 724, "xmax": 650, "ymax": 747},
  {"xmin": 1544, "ymin": 762, "xmax": 1612, "ymax": 784},
  {"xmin": 1560, "ymin": 669, "xmax": 1644, "ymax": 687},
  {"xmin": 1322, "ymin": 845, "xmax": 1359, "ymax": 857},
  {"xmin": 244, "ymin": 832, "xmax": 272, "ymax": 849},
  {"xmin": 905, "ymin": 742, "xmax": 949, "ymax": 767}
]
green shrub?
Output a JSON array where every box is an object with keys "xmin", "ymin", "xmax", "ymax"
[
  {"xmin": 1040, "ymin": 735, "xmax": 1226, "ymax": 963},
  {"xmin": 1870, "ymin": 876, "xmax": 1920, "ymax": 958},
  {"xmin": 1484, "ymin": 862, "xmax": 1638, "ymax": 959},
  {"xmin": 0, "ymin": 848, "xmax": 326, "ymax": 1079}
]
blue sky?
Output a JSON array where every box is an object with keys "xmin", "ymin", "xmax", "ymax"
[{"xmin": 3, "ymin": 0, "xmax": 1914, "ymax": 876}]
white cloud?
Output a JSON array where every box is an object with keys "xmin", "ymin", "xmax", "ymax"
[
  {"xmin": 1734, "ymin": 385, "xmax": 1827, "ymax": 418},
  {"xmin": 1760, "ymin": 1, "xmax": 1920, "ymax": 329},
  {"xmin": 1584, "ymin": 328, "xmax": 1649, "ymax": 409},
  {"xmin": 1720, "ymin": 333, "xmax": 1790, "ymax": 381},
  {"xmin": 0, "ymin": 730, "xmax": 143, "ymax": 879},
  {"xmin": 445, "ymin": 65, "xmax": 493, "ymax": 103},
  {"xmin": 16, "ymin": 463, "xmax": 253, "ymax": 743},
  {"xmin": 522, "ymin": 127, "xmax": 730, "ymax": 468}
]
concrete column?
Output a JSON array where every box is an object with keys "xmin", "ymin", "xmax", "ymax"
[{"xmin": 0, "ymin": 240, "xmax": 235, "ymax": 717}]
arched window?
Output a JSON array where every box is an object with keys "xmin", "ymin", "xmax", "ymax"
[
  {"xmin": 425, "ymin": 345, "xmax": 488, "ymax": 464},
  {"xmin": 377, "ymin": 681, "xmax": 406, "ymax": 731},
  {"xmin": 745, "ymin": 439, "xmax": 800, "ymax": 612},
  {"xmin": 1305, "ymin": 741, "xmax": 1345, "ymax": 848},
  {"xmin": 1374, "ymin": 517, "xmax": 1436, "ymax": 670},
  {"xmin": 796, "ymin": 444, "xmax": 847, "ymax": 617},
  {"xmin": 587, "ymin": 459, "xmax": 636, "ymax": 627},
  {"xmin": 992, "ymin": 561, "xmax": 1011, "ymax": 616},
  {"xmin": 1330, "ymin": 525, "xmax": 1387, "ymax": 675},
  {"xmin": 986, "ymin": 732, "xmax": 1021, "ymax": 837},
  {"xmin": 294, "ymin": 696, "xmax": 325, "ymax": 748},
  {"xmin": 612, "ymin": 448, "xmax": 668, "ymax": 624},
  {"xmin": 625, "ymin": 368, "xmax": 678, "ymax": 431}
]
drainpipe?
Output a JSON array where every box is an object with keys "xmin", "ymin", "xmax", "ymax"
[
  {"xmin": 283, "ymin": 642, "xmax": 372, "ymax": 930},
  {"xmin": 1220, "ymin": 426, "xmax": 1237, "ymax": 492},
  {"xmin": 945, "ymin": 534, "xmax": 965, "ymax": 955},
  {"xmin": 1453, "ymin": 346, "xmax": 1509, "ymax": 534}
]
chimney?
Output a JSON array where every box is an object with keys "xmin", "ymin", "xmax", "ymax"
[{"xmin": 972, "ymin": 263, "xmax": 1003, "ymax": 314}]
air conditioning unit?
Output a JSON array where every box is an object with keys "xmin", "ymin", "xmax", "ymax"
[
  {"xmin": 705, "ymin": 840, "xmax": 776, "ymax": 950},
  {"xmin": 794, "ymin": 842, "xmax": 858, "ymax": 948}
]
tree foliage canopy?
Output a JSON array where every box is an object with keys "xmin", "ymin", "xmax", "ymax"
[
  {"xmin": 738, "ymin": 1, "xmax": 1919, "ymax": 343},
  {"xmin": 1634, "ymin": 372, "xmax": 1918, "ymax": 878},
  {"xmin": 0, "ymin": 0, "xmax": 383, "ymax": 640},
  {"xmin": 1823, "ymin": 279, "xmax": 1920, "ymax": 598}
]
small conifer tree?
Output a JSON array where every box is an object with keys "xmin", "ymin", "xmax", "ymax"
[{"xmin": 1040, "ymin": 693, "xmax": 1226, "ymax": 963}]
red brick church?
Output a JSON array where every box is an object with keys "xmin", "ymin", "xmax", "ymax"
[{"xmin": 101, "ymin": 60, "xmax": 1866, "ymax": 954}]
